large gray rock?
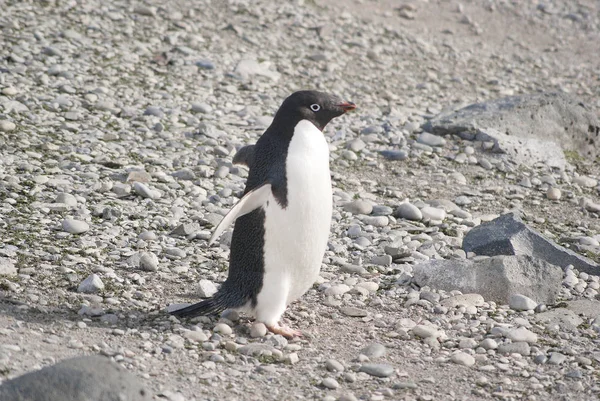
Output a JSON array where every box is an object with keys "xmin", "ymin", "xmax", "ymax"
[
  {"xmin": 413, "ymin": 255, "xmax": 562, "ymax": 304},
  {"xmin": 463, "ymin": 213, "xmax": 599, "ymax": 274},
  {"xmin": 422, "ymin": 92, "xmax": 599, "ymax": 168},
  {"xmin": 0, "ymin": 355, "xmax": 152, "ymax": 401}
]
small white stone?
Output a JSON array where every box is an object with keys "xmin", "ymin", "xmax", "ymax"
[
  {"xmin": 412, "ymin": 325, "xmax": 439, "ymax": 338},
  {"xmin": 509, "ymin": 294, "xmax": 538, "ymax": 311},
  {"xmin": 450, "ymin": 352, "xmax": 475, "ymax": 367},
  {"xmin": 322, "ymin": 377, "xmax": 340, "ymax": 389},
  {"xmin": 505, "ymin": 327, "xmax": 537, "ymax": 343},
  {"xmin": 213, "ymin": 323, "xmax": 232, "ymax": 336},
  {"xmin": 139, "ymin": 252, "xmax": 159, "ymax": 271},
  {"xmin": 197, "ymin": 279, "xmax": 218, "ymax": 298},
  {"xmin": 0, "ymin": 120, "xmax": 16, "ymax": 132},
  {"xmin": 250, "ymin": 322, "xmax": 267, "ymax": 338},
  {"xmin": 421, "ymin": 206, "xmax": 446, "ymax": 221},
  {"xmin": 324, "ymin": 284, "xmax": 350, "ymax": 296},
  {"xmin": 78, "ymin": 274, "xmax": 104, "ymax": 293},
  {"xmin": 62, "ymin": 219, "xmax": 89, "ymax": 234},
  {"xmin": 546, "ymin": 187, "xmax": 561, "ymax": 200}
]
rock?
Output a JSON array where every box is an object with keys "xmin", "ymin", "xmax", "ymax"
[
  {"xmin": 505, "ymin": 327, "xmax": 537, "ymax": 343},
  {"xmin": 358, "ymin": 364, "xmax": 395, "ymax": 378},
  {"xmin": 322, "ymin": 377, "xmax": 339, "ymax": 389},
  {"xmin": 170, "ymin": 223, "xmax": 200, "ymax": 237},
  {"xmin": 379, "ymin": 150, "xmax": 408, "ymax": 160},
  {"xmin": 213, "ymin": 323, "xmax": 232, "ymax": 336},
  {"xmin": 341, "ymin": 307, "xmax": 368, "ymax": 317},
  {"xmin": 360, "ymin": 343, "xmax": 386, "ymax": 359},
  {"xmin": 546, "ymin": 187, "xmax": 561, "ymax": 200},
  {"xmin": 132, "ymin": 182, "xmax": 159, "ymax": 199},
  {"xmin": 0, "ymin": 257, "xmax": 17, "ymax": 276},
  {"xmin": 462, "ymin": 213, "xmax": 598, "ymax": 274},
  {"xmin": 497, "ymin": 342, "xmax": 530, "ymax": 356},
  {"xmin": 55, "ymin": 193, "xmax": 77, "ymax": 207},
  {"xmin": 343, "ymin": 200, "xmax": 373, "ymax": 215},
  {"xmin": 509, "ymin": 294, "xmax": 538, "ymax": 311},
  {"xmin": 412, "ymin": 325, "xmax": 440, "ymax": 339},
  {"xmin": 533, "ymin": 308, "xmax": 584, "ymax": 330},
  {"xmin": 417, "ymin": 132, "xmax": 446, "ymax": 147},
  {"xmin": 0, "ymin": 356, "xmax": 152, "ymax": 401},
  {"xmin": 78, "ymin": 274, "xmax": 104, "ymax": 293},
  {"xmin": 413, "ymin": 255, "xmax": 562, "ymax": 304},
  {"xmin": 250, "ymin": 323, "xmax": 267, "ymax": 338},
  {"xmin": 450, "ymin": 352, "xmax": 475, "ymax": 367},
  {"xmin": 422, "ymin": 92, "xmax": 600, "ymax": 168},
  {"xmin": 0, "ymin": 120, "xmax": 16, "ymax": 132},
  {"xmin": 394, "ymin": 203, "xmax": 422, "ymax": 221},
  {"xmin": 563, "ymin": 299, "xmax": 600, "ymax": 319},
  {"xmin": 62, "ymin": 219, "xmax": 89, "ymax": 234},
  {"xmin": 139, "ymin": 252, "xmax": 159, "ymax": 271},
  {"xmin": 326, "ymin": 359, "xmax": 344, "ymax": 372},
  {"xmin": 197, "ymin": 279, "xmax": 217, "ymax": 298},
  {"xmin": 440, "ymin": 294, "xmax": 485, "ymax": 308},
  {"xmin": 421, "ymin": 206, "xmax": 446, "ymax": 221},
  {"xmin": 574, "ymin": 175, "xmax": 597, "ymax": 188},
  {"xmin": 548, "ymin": 352, "xmax": 567, "ymax": 365}
]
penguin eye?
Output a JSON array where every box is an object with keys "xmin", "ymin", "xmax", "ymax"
[{"xmin": 310, "ymin": 104, "xmax": 321, "ymax": 112}]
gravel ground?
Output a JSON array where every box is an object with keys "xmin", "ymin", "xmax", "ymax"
[{"xmin": 1, "ymin": 0, "xmax": 600, "ymax": 400}]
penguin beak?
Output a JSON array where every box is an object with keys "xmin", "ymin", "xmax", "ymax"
[{"xmin": 337, "ymin": 102, "xmax": 356, "ymax": 113}]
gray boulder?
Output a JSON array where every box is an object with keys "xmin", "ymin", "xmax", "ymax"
[
  {"xmin": 463, "ymin": 213, "xmax": 599, "ymax": 274},
  {"xmin": 422, "ymin": 92, "xmax": 599, "ymax": 168},
  {"xmin": 413, "ymin": 255, "xmax": 562, "ymax": 304},
  {"xmin": 0, "ymin": 355, "xmax": 152, "ymax": 401}
]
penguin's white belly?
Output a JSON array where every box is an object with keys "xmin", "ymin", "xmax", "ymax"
[{"xmin": 255, "ymin": 120, "xmax": 332, "ymax": 325}]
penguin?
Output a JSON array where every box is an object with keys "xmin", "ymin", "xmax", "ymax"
[{"xmin": 171, "ymin": 90, "xmax": 356, "ymax": 338}]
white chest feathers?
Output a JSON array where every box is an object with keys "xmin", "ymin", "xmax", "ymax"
[{"xmin": 255, "ymin": 120, "xmax": 333, "ymax": 325}]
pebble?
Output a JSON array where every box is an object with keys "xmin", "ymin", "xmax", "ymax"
[
  {"xmin": 133, "ymin": 182, "xmax": 159, "ymax": 199},
  {"xmin": 139, "ymin": 252, "xmax": 159, "ymax": 271},
  {"xmin": 326, "ymin": 359, "xmax": 344, "ymax": 372},
  {"xmin": 505, "ymin": 327, "xmax": 537, "ymax": 343},
  {"xmin": 325, "ymin": 284, "xmax": 351, "ymax": 296},
  {"xmin": 420, "ymin": 206, "xmax": 446, "ymax": 221},
  {"xmin": 412, "ymin": 325, "xmax": 439, "ymax": 338},
  {"xmin": 78, "ymin": 274, "xmax": 104, "ymax": 293},
  {"xmin": 343, "ymin": 200, "xmax": 373, "ymax": 215},
  {"xmin": 360, "ymin": 343, "xmax": 386, "ymax": 359},
  {"xmin": 322, "ymin": 377, "xmax": 340, "ymax": 389},
  {"xmin": 509, "ymin": 294, "xmax": 538, "ymax": 311},
  {"xmin": 197, "ymin": 280, "xmax": 218, "ymax": 298},
  {"xmin": 0, "ymin": 121, "xmax": 16, "ymax": 132},
  {"xmin": 395, "ymin": 203, "xmax": 422, "ymax": 221},
  {"xmin": 548, "ymin": 352, "xmax": 567, "ymax": 365},
  {"xmin": 62, "ymin": 219, "xmax": 90, "ymax": 234},
  {"xmin": 417, "ymin": 132, "xmax": 446, "ymax": 147},
  {"xmin": 341, "ymin": 307, "xmax": 368, "ymax": 317},
  {"xmin": 359, "ymin": 364, "xmax": 395, "ymax": 378},
  {"xmin": 250, "ymin": 323, "xmax": 268, "ymax": 338},
  {"xmin": 213, "ymin": 323, "xmax": 233, "ymax": 336},
  {"xmin": 546, "ymin": 187, "xmax": 561, "ymax": 200},
  {"xmin": 497, "ymin": 342, "xmax": 530, "ymax": 356},
  {"xmin": 450, "ymin": 352, "xmax": 475, "ymax": 367}
]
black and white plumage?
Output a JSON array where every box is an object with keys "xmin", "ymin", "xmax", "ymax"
[{"xmin": 170, "ymin": 90, "xmax": 356, "ymax": 338}]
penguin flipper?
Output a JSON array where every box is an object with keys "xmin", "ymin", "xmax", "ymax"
[
  {"xmin": 232, "ymin": 145, "xmax": 255, "ymax": 167},
  {"xmin": 209, "ymin": 183, "xmax": 272, "ymax": 245}
]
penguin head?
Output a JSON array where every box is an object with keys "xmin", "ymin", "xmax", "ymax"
[{"xmin": 274, "ymin": 90, "xmax": 356, "ymax": 131}]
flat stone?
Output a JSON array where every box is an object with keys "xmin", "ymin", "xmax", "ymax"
[
  {"xmin": 533, "ymin": 308, "xmax": 584, "ymax": 330},
  {"xmin": 462, "ymin": 213, "xmax": 599, "ymax": 274},
  {"xmin": 62, "ymin": 219, "xmax": 89, "ymax": 234},
  {"xmin": 341, "ymin": 307, "xmax": 368, "ymax": 317},
  {"xmin": 412, "ymin": 325, "xmax": 439, "ymax": 338},
  {"xmin": 414, "ymin": 255, "xmax": 562, "ymax": 304},
  {"xmin": 548, "ymin": 352, "xmax": 567, "ymax": 365},
  {"xmin": 505, "ymin": 327, "xmax": 537, "ymax": 343},
  {"xmin": 379, "ymin": 150, "xmax": 408, "ymax": 160},
  {"xmin": 343, "ymin": 200, "xmax": 373, "ymax": 215},
  {"xmin": 497, "ymin": 342, "xmax": 530, "ymax": 356},
  {"xmin": 440, "ymin": 294, "xmax": 485, "ymax": 308},
  {"xmin": 0, "ymin": 356, "xmax": 152, "ymax": 401},
  {"xmin": 360, "ymin": 343, "xmax": 386, "ymax": 359},
  {"xmin": 417, "ymin": 132, "xmax": 446, "ymax": 147},
  {"xmin": 359, "ymin": 363, "xmax": 395, "ymax": 378}
]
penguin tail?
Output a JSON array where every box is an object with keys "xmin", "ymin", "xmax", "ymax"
[{"xmin": 169, "ymin": 297, "xmax": 226, "ymax": 318}]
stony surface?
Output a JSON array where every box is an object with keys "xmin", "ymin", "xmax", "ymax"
[
  {"xmin": 1, "ymin": 0, "xmax": 600, "ymax": 400},
  {"xmin": 0, "ymin": 356, "xmax": 152, "ymax": 401}
]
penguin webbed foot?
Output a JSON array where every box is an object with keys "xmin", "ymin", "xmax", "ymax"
[{"xmin": 266, "ymin": 323, "xmax": 303, "ymax": 339}]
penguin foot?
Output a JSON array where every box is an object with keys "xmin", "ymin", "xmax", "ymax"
[{"xmin": 266, "ymin": 324, "xmax": 303, "ymax": 339}]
